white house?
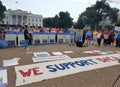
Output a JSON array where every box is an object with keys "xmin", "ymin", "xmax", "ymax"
[{"xmin": 2, "ymin": 9, "xmax": 43, "ymax": 27}]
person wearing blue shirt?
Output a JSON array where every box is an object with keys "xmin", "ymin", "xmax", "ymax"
[
  {"xmin": 85, "ymin": 29, "xmax": 92, "ymax": 46},
  {"xmin": 116, "ymin": 31, "xmax": 120, "ymax": 47},
  {"xmin": 75, "ymin": 33, "xmax": 83, "ymax": 47},
  {"xmin": 69, "ymin": 27, "xmax": 75, "ymax": 46},
  {"xmin": 24, "ymin": 25, "xmax": 31, "ymax": 50}
]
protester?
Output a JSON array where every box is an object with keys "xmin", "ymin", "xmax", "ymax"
[
  {"xmin": 97, "ymin": 30, "xmax": 102, "ymax": 46},
  {"xmin": 110, "ymin": 30, "xmax": 115, "ymax": 46},
  {"xmin": 116, "ymin": 31, "xmax": 120, "ymax": 47},
  {"xmin": 92, "ymin": 29, "xmax": 98, "ymax": 45},
  {"xmin": 28, "ymin": 26, "xmax": 33, "ymax": 45},
  {"xmin": 75, "ymin": 32, "xmax": 83, "ymax": 47},
  {"xmin": 69, "ymin": 26, "xmax": 75, "ymax": 46},
  {"xmin": 85, "ymin": 29, "xmax": 92, "ymax": 46},
  {"xmin": 82, "ymin": 30, "xmax": 86, "ymax": 45},
  {"xmin": 24, "ymin": 25, "xmax": 30, "ymax": 50},
  {"xmin": 103, "ymin": 29, "xmax": 110, "ymax": 46}
]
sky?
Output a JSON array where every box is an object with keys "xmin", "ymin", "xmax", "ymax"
[{"xmin": 1, "ymin": 0, "xmax": 120, "ymax": 22}]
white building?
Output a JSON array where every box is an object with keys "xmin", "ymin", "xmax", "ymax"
[{"xmin": 2, "ymin": 9, "xmax": 43, "ymax": 27}]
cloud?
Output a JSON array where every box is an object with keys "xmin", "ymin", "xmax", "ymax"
[{"xmin": 107, "ymin": 0, "xmax": 120, "ymax": 4}]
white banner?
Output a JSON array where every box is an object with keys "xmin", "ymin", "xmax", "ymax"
[
  {"xmin": 41, "ymin": 34, "xmax": 48, "ymax": 44},
  {"xmin": 57, "ymin": 34, "xmax": 65, "ymax": 43},
  {"xmin": 48, "ymin": 34, "xmax": 56, "ymax": 43},
  {"xmin": 5, "ymin": 32, "xmax": 16, "ymax": 46},
  {"xmin": 64, "ymin": 34, "xmax": 71, "ymax": 43},
  {"xmin": 0, "ymin": 68, "xmax": 8, "ymax": 87},
  {"xmin": 18, "ymin": 33, "xmax": 25, "ymax": 46},
  {"xmin": 3, "ymin": 58, "xmax": 21, "ymax": 67},
  {"xmin": 32, "ymin": 55, "xmax": 71, "ymax": 62},
  {"xmin": 15, "ymin": 54, "xmax": 120, "ymax": 86},
  {"xmin": 33, "ymin": 33, "xmax": 42, "ymax": 45}
]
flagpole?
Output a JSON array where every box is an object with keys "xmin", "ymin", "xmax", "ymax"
[{"xmin": 15, "ymin": 1, "xmax": 19, "ymax": 10}]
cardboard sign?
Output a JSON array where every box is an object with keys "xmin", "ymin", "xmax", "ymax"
[
  {"xmin": 0, "ymin": 68, "xmax": 8, "ymax": 87},
  {"xmin": 15, "ymin": 54, "xmax": 120, "ymax": 86}
]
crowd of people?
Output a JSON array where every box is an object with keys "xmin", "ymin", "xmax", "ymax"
[
  {"xmin": 75, "ymin": 29, "xmax": 120, "ymax": 48},
  {"xmin": 0, "ymin": 25, "xmax": 120, "ymax": 49}
]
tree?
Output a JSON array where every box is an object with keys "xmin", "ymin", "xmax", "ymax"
[
  {"xmin": 77, "ymin": 0, "xmax": 119, "ymax": 29},
  {"xmin": 108, "ymin": 8, "xmax": 119, "ymax": 23},
  {"xmin": 74, "ymin": 15, "xmax": 85, "ymax": 29},
  {"xmin": 43, "ymin": 17, "xmax": 52, "ymax": 27},
  {"xmin": 51, "ymin": 15, "xmax": 59, "ymax": 28},
  {"xmin": 116, "ymin": 17, "xmax": 120, "ymax": 26},
  {"xmin": 43, "ymin": 11, "xmax": 73, "ymax": 29},
  {"xmin": 0, "ymin": 1, "xmax": 6, "ymax": 23},
  {"xmin": 58, "ymin": 11, "xmax": 73, "ymax": 28}
]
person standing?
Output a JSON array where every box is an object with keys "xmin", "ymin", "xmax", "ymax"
[
  {"xmin": 69, "ymin": 26, "xmax": 75, "ymax": 46},
  {"xmin": 116, "ymin": 31, "xmax": 120, "ymax": 47},
  {"xmin": 97, "ymin": 30, "xmax": 102, "ymax": 46},
  {"xmin": 85, "ymin": 29, "xmax": 92, "ymax": 46},
  {"xmin": 28, "ymin": 26, "xmax": 33, "ymax": 45},
  {"xmin": 24, "ymin": 25, "xmax": 30, "ymax": 50},
  {"xmin": 103, "ymin": 29, "xmax": 110, "ymax": 46},
  {"xmin": 92, "ymin": 29, "xmax": 98, "ymax": 45}
]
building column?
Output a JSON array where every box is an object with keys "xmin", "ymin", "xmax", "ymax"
[
  {"xmin": 10, "ymin": 15, "xmax": 13, "ymax": 25},
  {"xmin": 21, "ymin": 15, "xmax": 23, "ymax": 26},
  {"xmin": 16, "ymin": 15, "xmax": 18, "ymax": 25}
]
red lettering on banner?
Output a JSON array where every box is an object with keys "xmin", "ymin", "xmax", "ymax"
[
  {"xmin": 111, "ymin": 56, "xmax": 118, "ymax": 61},
  {"xmin": 96, "ymin": 56, "xmax": 118, "ymax": 63},
  {"xmin": 33, "ymin": 67, "xmax": 43, "ymax": 75},
  {"xmin": 19, "ymin": 69, "xmax": 31, "ymax": 77},
  {"xmin": 19, "ymin": 67, "xmax": 43, "ymax": 77}
]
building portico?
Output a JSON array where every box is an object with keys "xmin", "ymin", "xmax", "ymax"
[{"xmin": 2, "ymin": 9, "xmax": 43, "ymax": 27}]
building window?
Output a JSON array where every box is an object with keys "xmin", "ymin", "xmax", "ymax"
[
  {"xmin": 29, "ymin": 23, "xmax": 30, "ymax": 25},
  {"xmin": 39, "ymin": 19, "xmax": 41, "ymax": 22},
  {"xmin": 29, "ymin": 18, "xmax": 30, "ymax": 21},
  {"xmin": 32, "ymin": 19, "xmax": 34, "ymax": 21},
  {"xmin": 36, "ymin": 19, "xmax": 38, "ymax": 22},
  {"xmin": 6, "ymin": 16, "xmax": 8, "ymax": 19},
  {"xmin": 2, "ymin": 21, "xmax": 4, "ymax": 24},
  {"xmin": 36, "ymin": 24, "xmax": 38, "ymax": 26}
]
